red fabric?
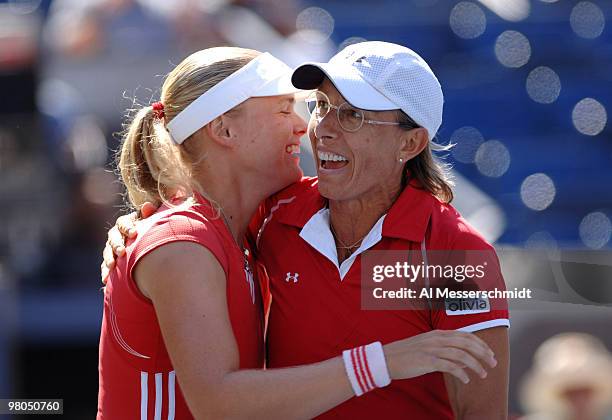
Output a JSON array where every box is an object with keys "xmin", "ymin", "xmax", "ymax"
[
  {"xmin": 254, "ymin": 177, "xmax": 509, "ymax": 420},
  {"xmin": 361, "ymin": 346, "xmax": 375, "ymax": 390},
  {"xmin": 98, "ymin": 196, "xmax": 264, "ymax": 419}
]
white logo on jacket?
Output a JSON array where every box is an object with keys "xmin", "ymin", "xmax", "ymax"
[
  {"xmin": 285, "ymin": 272, "xmax": 299, "ymax": 283},
  {"xmin": 444, "ymin": 297, "xmax": 490, "ymax": 315}
]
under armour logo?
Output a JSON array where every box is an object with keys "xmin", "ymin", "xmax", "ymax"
[{"xmin": 285, "ymin": 272, "xmax": 299, "ymax": 283}]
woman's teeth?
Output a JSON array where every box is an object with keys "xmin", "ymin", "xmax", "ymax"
[
  {"xmin": 317, "ymin": 151, "xmax": 348, "ymax": 162},
  {"xmin": 317, "ymin": 150, "xmax": 349, "ymax": 170},
  {"xmin": 286, "ymin": 144, "xmax": 300, "ymax": 154}
]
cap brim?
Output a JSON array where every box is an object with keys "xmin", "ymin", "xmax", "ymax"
[{"xmin": 292, "ymin": 62, "xmax": 398, "ymax": 111}]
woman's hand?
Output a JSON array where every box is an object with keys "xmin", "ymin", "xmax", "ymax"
[
  {"xmin": 100, "ymin": 202, "xmax": 158, "ymax": 284},
  {"xmin": 384, "ymin": 329, "xmax": 497, "ymax": 384}
]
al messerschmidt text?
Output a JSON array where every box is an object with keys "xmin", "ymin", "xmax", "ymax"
[{"xmin": 373, "ymin": 287, "xmax": 532, "ymax": 299}]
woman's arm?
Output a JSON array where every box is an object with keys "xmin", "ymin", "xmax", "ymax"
[
  {"xmin": 443, "ymin": 327, "xmax": 509, "ymax": 420},
  {"xmin": 136, "ymin": 241, "xmax": 498, "ymax": 420},
  {"xmin": 136, "ymin": 241, "xmax": 352, "ymax": 419}
]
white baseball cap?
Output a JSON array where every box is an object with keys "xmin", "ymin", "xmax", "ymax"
[{"xmin": 291, "ymin": 41, "xmax": 444, "ymax": 140}]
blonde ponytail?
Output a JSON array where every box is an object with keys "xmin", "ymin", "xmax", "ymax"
[{"xmin": 118, "ymin": 105, "xmax": 191, "ymax": 209}]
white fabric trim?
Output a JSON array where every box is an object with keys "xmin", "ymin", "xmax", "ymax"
[
  {"xmin": 167, "ymin": 52, "xmax": 299, "ymax": 144},
  {"xmin": 456, "ymin": 318, "xmax": 510, "ymax": 333},
  {"xmin": 343, "ymin": 216, "xmax": 385, "ymax": 279},
  {"xmin": 168, "ymin": 371, "xmax": 176, "ymax": 420},
  {"xmin": 355, "ymin": 346, "xmax": 374, "ymax": 390},
  {"xmin": 342, "ymin": 348, "xmax": 365, "ymax": 396},
  {"xmin": 154, "ymin": 373, "xmax": 163, "ymax": 420},
  {"xmin": 109, "ymin": 294, "xmax": 150, "ymax": 359},
  {"xmin": 342, "ymin": 343, "xmax": 390, "ymax": 397},
  {"xmin": 256, "ymin": 196, "xmax": 296, "ymax": 249},
  {"xmin": 364, "ymin": 342, "xmax": 391, "ymax": 388},
  {"xmin": 299, "ymin": 208, "xmax": 385, "ymax": 280},
  {"xmin": 299, "ymin": 209, "xmax": 338, "ymax": 270},
  {"xmin": 140, "ymin": 372, "xmax": 148, "ymax": 420}
]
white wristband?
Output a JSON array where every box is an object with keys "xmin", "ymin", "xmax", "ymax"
[
  {"xmin": 342, "ymin": 341, "xmax": 391, "ymax": 397},
  {"xmin": 364, "ymin": 342, "xmax": 392, "ymax": 388}
]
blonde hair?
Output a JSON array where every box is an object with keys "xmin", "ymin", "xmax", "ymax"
[
  {"xmin": 118, "ymin": 47, "xmax": 261, "ymax": 210},
  {"xmin": 398, "ymin": 111, "xmax": 455, "ymax": 203}
]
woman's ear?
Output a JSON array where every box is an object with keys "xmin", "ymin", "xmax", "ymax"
[
  {"xmin": 204, "ymin": 115, "xmax": 237, "ymax": 148},
  {"xmin": 398, "ymin": 127, "xmax": 429, "ymax": 162}
]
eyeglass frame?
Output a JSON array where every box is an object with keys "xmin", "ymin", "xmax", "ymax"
[{"xmin": 305, "ymin": 90, "xmax": 403, "ymax": 132}]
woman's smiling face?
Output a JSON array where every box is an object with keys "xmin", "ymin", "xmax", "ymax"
[
  {"xmin": 227, "ymin": 94, "xmax": 307, "ymax": 195},
  {"xmin": 308, "ymin": 79, "xmax": 407, "ymax": 202}
]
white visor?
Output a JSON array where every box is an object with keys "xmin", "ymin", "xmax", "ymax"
[{"xmin": 167, "ymin": 52, "xmax": 301, "ymax": 144}]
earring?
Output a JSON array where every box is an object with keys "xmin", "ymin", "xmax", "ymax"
[{"xmin": 398, "ymin": 158, "xmax": 404, "ymax": 163}]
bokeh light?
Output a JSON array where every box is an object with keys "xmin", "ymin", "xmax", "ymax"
[
  {"xmin": 450, "ymin": 126, "xmax": 485, "ymax": 163},
  {"xmin": 296, "ymin": 7, "xmax": 335, "ymax": 44},
  {"xmin": 8, "ymin": 0, "xmax": 41, "ymax": 15},
  {"xmin": 37, "ymin": 79, "xmax": 82, "ymax": 119},
  {"xmin": 475, "ymin": 140, "xmax": 511, "ymax": 177},
  {"xmin": 570, "ymin": 1, "xmax": 605, "ymax": 39},
  {"xmin": 495, "ymin": 30, "xmax": 531, "ymax": 68},
  {"xmin": 572, "ymin": 98, "xmax": 607, "ymax": 136},
  {"xmin": 524, "ymin": 231, "xmax": 560, "ymax": 261},
  {"xmin": 526, "ymin": 66, "xmax": 561, "ymax": 104},
  {"xmin": 449, "ymin": 2, "xmax": 487, "ymax": 39},
  {"xmin": 7, "ymin": 210, "xmax": 44, "ymax": 276},
  {"xmin": 338, "ymin": 36, "xmax": 367, "ymax": 52},
  {"xmin": 579, "ymin": 212, "xmax": 612, "ymax": 249},
  {"xmin": 525, "ymin": 231, "xmax": 558, "ymax": 251},
  {"xmin": 81, "ymin": 167, "xmax": 121, "ymax": 206},
  {"xmin": 64, "ymin": 117, "xmax": 108, "ymax": 172},
  {"xmin": 520, "ymin": 173, "xmax": 556, "ymax": 211}
]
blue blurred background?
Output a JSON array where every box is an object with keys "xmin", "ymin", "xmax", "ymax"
[{"xmin": 0, "ymin": 0, "xmax": 611, "ymax": 418}]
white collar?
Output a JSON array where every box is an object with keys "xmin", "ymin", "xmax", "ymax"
[{"xmin": 299, "ymin": 208, "xmax": 386, "ymax": 280}]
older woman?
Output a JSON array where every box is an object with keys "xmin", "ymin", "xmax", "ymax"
[
  {"xmin": 254, "ymin": 41, "xmax": 510, "ymax": 419},
  {"xmin": 104, "ymin": 41, "xmax": 508, "ymax": 419}
]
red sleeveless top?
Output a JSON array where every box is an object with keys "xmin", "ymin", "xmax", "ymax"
[{"xmin": 98, "ymin": 196, "xmax": 264, "ymax": 419}]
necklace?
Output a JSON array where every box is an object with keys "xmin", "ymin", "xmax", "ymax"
[
  {"xmin": 218, "ymin": 205, "xmax": 256, "ymax": 304},
  {"xmin": 218, "ymin": 206, "xmax": 250, "ymax": 267},
  {"xmin": 329, "ymin": 222, "xmax": 367, "ymax": 250}
]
